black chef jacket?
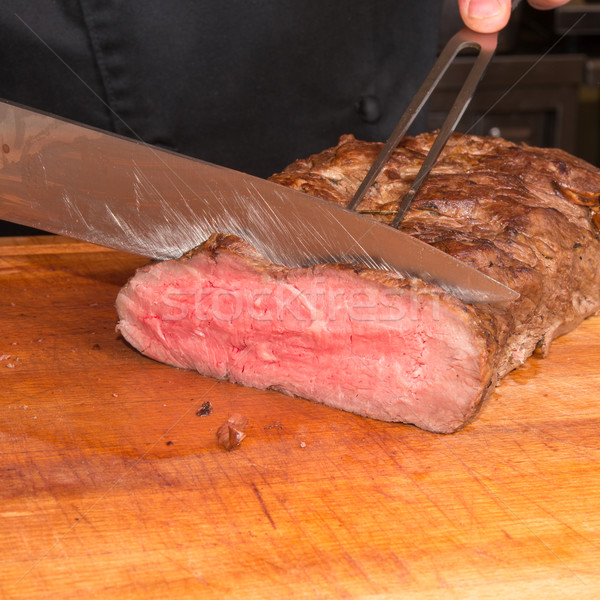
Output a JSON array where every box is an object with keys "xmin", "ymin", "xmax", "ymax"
[{"xmin": 0, "ymin": 1, "xmax": 442, "ymax": 178}]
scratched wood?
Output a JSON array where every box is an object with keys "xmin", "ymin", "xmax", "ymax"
[{"xmin": 1, "ymin": 235, "xmax": 599, "ymax": 600}]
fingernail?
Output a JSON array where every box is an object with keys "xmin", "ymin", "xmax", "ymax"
[{"xmin": 467, "ymin": 0, "xmax": 503, "ymax": 18}]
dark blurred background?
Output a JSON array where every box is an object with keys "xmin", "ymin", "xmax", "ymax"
[
  {"xmin": 432, "ymin": 0, "xmax": 600, "ymax": 162},
  {"xmin": 2, "ymin": 0, "xmax": 600, "ymax": 237}
]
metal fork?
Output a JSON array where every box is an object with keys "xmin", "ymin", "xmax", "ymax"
[{"xmin": 347, "ymin": 0, "xmax": 521, "ymax": 227}]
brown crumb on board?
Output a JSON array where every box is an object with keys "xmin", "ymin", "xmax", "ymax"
[
  {"xmin": 217, "ymin": 413, "xmax": 248, "ymax": 451},
  {"xmin": 196, "ymin": 401, "xmax": 213, "ymax": 417},
  {"xmin": 264, "ymin": 421, "xmax": 283, "ymax": 430}
]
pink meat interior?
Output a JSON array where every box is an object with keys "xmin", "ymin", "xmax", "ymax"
[{"xmin": 116, "ymin": 247, "xmax": 489, "ymax": 432}]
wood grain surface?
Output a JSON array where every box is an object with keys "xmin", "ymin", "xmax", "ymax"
[{"xmin": 1, "ymin": 235, "xmax": 599, "ymax": 599}]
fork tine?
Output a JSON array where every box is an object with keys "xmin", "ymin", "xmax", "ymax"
[
  {"xmin": 390, "ymin": 29, "xmax": 499, "ymax": 227},
  {"xmin": 347, "ymin": 27, "xmax": 498, "ymax": 221}
]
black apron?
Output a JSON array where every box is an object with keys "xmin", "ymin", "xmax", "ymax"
[{"xmin": 0, "ymin": 0, "xmax": 442, "ymax": 178}]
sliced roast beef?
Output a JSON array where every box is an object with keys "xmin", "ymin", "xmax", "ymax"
[{"xmin": 116, "ymin": 133, "xmax": 600, "ymax": 433}]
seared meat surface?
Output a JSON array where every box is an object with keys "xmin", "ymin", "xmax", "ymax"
[
  {"xmin": 116, "ymin": 133, "xmax": 600, "ymax": 432},
  {"xmin": 271, "ymin": 133, "xmax": 600, "ymax": 376}
]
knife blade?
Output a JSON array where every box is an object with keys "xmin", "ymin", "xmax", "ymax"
[{"xmin": 0, "ymin": 99, "xmax": 518, "ymax": 303}]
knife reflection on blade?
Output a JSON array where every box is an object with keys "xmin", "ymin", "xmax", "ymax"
[{"xmin": 0, "ymin": 99, "xmax": 518, "ymax": 303}]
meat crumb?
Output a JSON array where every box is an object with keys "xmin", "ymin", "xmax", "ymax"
[
  {"xmin": 217, "ymin": 413, "xmax": 248, "ymax": 451},
  {"xmin": 196, "ymin": 401, "xmax": 213, "ymax": 417},
  {"xmin": 264, "ymin": 421, "xmax": 283, "ymax": 430}
]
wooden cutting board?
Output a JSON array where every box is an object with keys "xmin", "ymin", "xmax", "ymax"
[{"xmin": 1, "ymin": 235, "xmax": 599, "ymax": 599}]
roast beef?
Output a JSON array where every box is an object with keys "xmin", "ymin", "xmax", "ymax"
[{"xmin": 115, "ymin": 133, "xmax": 600, "ymax": 433}]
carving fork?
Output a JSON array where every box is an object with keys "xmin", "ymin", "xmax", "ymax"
[{"xmin": 348, "ymin": 0, "xmax": 522, "ymax": 226}]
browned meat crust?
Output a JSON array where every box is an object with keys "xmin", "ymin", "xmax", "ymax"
[
  {"xmin": 116, "ymin": 132, "xmax": 600, "ymax": 433},
  {"xmin": 269, "ymin": 133, "xmax": 600, "ymax": 378}
]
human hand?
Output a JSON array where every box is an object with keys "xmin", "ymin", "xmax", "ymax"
[{"xmin": 458, "ymin": 0, "xmax": 571, "ymax": 33}]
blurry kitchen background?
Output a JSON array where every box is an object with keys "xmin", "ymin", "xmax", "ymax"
[
  {"xmin": 1, "ymin": 0, "xmax": 599, "ymax": 236},
  {"xmin": 433, "ymin": 0, "xmax": 600, "ymax": 164}
]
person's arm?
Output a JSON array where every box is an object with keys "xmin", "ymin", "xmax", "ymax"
[{"xmin": 458, "ymin": 0, "xmax": 571, "ymax": 33}]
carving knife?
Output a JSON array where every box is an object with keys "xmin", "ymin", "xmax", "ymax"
[{"xmin": 0, "ymin": 99, "xmax": 517, "ymax": 303}]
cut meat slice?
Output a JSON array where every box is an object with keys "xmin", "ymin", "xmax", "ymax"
[
  {"xmin": 116, "ymin": 234, "xmax": 497, "ymax": 433},
  {"xmin": 116, "ymin": 133, "xmax": 600, "ymax": 433}
]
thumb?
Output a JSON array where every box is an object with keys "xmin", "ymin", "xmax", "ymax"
[{"xmin": 457, "ymin": 0, "xmax": 512, "ymax": 33}]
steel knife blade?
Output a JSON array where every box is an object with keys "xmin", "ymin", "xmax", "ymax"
[{"xmin": 0, "ymin": 99, "xmax": 518, "ymax": 303}]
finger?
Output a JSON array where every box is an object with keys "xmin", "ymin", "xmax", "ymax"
[
  {"xmin": 527, "ymin": 0, "xmax": 571, "ymax": 9},
  {"xmin": 457, "ymin": 0, "xmax": 512, "ymax": 33}
]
